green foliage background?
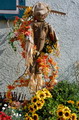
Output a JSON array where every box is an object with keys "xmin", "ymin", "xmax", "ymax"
[{"xmin": 37, "ymin": 80, "xmax": 79, "ymax": 120}]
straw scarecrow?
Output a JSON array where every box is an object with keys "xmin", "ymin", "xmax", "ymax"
[{"xmin": 7, "ymin": 2, "xmax": 66, "ymax": 94}]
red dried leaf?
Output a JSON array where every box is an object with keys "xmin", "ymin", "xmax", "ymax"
[{"xmin": 7, "ymin": 85, "xmax": 15, "ymax": 90}]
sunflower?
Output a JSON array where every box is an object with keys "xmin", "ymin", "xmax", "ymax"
[
  {"xmin": 25, "ymin": 116, "xmax": 33, "ymax": 120},
  {"xmin": 28, "ymin": 105, "xmax": 36, "ymax": 113},
  {"xmin": 36, "ymin": 91, "xmax": 46, "ymax": 100},
  {"xmin": 42, "ymin": 88, "xmax": 51, "ymax": 93},
  {"xmin": 57, "ymin": 109, "xmax": 64, "ymax": 118},
  {"xmin": 57, "ymin": 118, "xmax": 61, "ymax": 120},
  {"xmin": 48, "ymin": 49, "xmax": 53, "ymax": 53},
  {"xmin": 35, "ymin": 100, "xmax": 44, "ymax": 109},
  {"xmin": 68, "ymin": 119, "xmax": 72, "ymax": 120},
  {"xmin": 42, "ymin": 88, "xmax": 48, "ymax": 92},
  {"xmin": 39, "ymin": 99, "xmax": 45, "ymax": 105},
  {"xmin": 25, "ymin": 113, "xmax": 29, "ymax": 117},
  {"xmin": 70, "ymin": 113, "xmax": 77, "ymax": 120},
  {"xmin": 76, "ymin": 101, "xmax": 79, "ymax": 109},
  {"xmin": 63, "ymin": 106, "xmax": 71, "ymax": 113},
  {"xmin": 43, "ymin": 90, "xmax": 52, "ymax": 98},
  {"xmin": 32, "ymin": 113, "xmax": 39, "ymax": 120},
  {"xmin": 63, "ymin": 111, "xmax": 71, "ymax": 119},
  {"xmin": 57, "ymin": 104, "xmax": 65, "ymax": 110},
  {"xmin": 33, "ymin": 103, "xmax": 39, "ymax": 111},
  {"xmin": 23, "ymin": 7, "xmax": 32, "ymax": 18},
  {"xmin": 67, "ymin": 100, "xmax": 74, "ymax": 104},
  {"xmin": 31, "ymin": 96, "xmax": 39, "ymax": 104},
  {"xmin": 36, "ymin": 90, "xmax": 41, "ymax": 95}
]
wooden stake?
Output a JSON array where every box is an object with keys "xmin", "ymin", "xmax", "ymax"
[{"xmin": 16, "ymin": 5, "xmax": 66, "ymax": 15}]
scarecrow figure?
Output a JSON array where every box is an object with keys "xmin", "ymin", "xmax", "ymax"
[
  {"xmin": 26, "ymin": 2, "xmax": 60, "ymax": 92},
  {"xmin": 8, "ymin": 2, "xmax": 66, "ymax": 94}
]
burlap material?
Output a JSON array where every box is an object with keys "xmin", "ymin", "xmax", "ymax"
[{"xmin": 32, "ymin": 2, "xmax": 50, "ymax": 19}]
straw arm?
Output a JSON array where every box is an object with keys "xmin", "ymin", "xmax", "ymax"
[
  {"xmin": 50, "ymin": 10, "xmax": 66, "ymax": 15},
  {"xmin": 16, "ymin": 5, "xmax": 66, "ymax": 15},
  {"xmin": 16, "ymin": 5, "xmax": 30, "ymax": 8}
]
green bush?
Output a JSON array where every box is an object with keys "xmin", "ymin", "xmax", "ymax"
[{"xmin": 37, "ymin": 80, "xmax": 79, "ymax": 120}]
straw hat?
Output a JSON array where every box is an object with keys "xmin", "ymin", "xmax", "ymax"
[{"xmin": 32, "ymin": 2, "xmax": 50, "ymax": 19}]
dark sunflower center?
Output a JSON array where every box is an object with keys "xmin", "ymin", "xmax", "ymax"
[
  {"xmin": 59, "ymin": 112, "xmax": 63, "ymax": 116},
  {"xmin": 65, "ymin": 112, "xmax": 69, "ymax": 116},
  {"xmin": 34, "ymin": 105, "xmax": 37, "ymax": 109},
  {"xmin": 72, "ymin": 116, "xmax": 75, "ymax": 119},
  {"xmin": 46, "ymin": 93, "xmax": 49, "ymax": 96},
  {"xmin": 33, "ymin": 99, "xmax": 37, "ymax": 102},
  {"xmin": 34, "ymin": 115, "xmax": 37, "ymax": 120},
  {"xmin": 57, "ymin": 118, "xmax": 61, "ymax": 120},
  {"xmin": 30, "ymin": 107, "xmax": 33, "ymax": 111},
  {"xmin": 40, "ymin": 94, "xmax": 44, "ymax": 98},
  {"xmin": 37, "ymin": 103, "xmax": 41, "ymax": 107}
]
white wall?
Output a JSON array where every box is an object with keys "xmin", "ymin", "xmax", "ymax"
[{"xmin": 0, "ymin": 0, "xmax": 79, "ymax": 95}]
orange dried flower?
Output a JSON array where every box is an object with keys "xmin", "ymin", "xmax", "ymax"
[
  {"xmin": 6, "ymin": 90, "xmax": 12, "ymax": 99},
  {"xmin": 15, "ymin": 16, "xmax": 20, "ymax": 20},
  {"xmin": 20, "ymin": 42, "xmax": 26, "ymax": 50},
  {"xmin": 13, "ymin": 16, "xmax": 20, "ymax": 25},
  {"xmin": 67, "ymin": 100, "xmax": 75, "ymax": 104},
  {"xmin": 25, "ymin": 26, "xmax": 31, "ymax": 29},
  {"xmin": 19, "ymin": 79, "xmax": 25, "ymax": 83},
  {"xmin": 45, "ymin": 82, "xmax": 54, "ymax": 90},
  {"xmin": 25, "ymin": 31, "xmax": 31, "ymax": 36},
  {"xmin": 7, "ymin": 85, "xmax": 15, "ymax": 90},
  {"xmin": 48, "ymin": 58, "xmax": 53, "ymax": 64},
  {"xmin": 21, "ymin": 51, "xmax": 26, "ymax": 58}
]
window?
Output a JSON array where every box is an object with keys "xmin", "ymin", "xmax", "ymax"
[{"xmin": 0, "ymin": 0, "xmax": 25, "ymax": 19}]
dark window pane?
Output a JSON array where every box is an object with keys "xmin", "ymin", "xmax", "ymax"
[{"xmin": 0, "ymin": 0, "xmax": 16, "ymax": 10}]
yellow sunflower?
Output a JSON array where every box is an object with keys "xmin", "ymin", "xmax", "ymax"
[
  {"xmin": 25, "ymin": 113, "xmax": 29, "ymax": 117},
  {"xmin": 28, "ymin": 104, "xmax": 36, "ymax": 113},
  {"xmin": 42, "ymin": 88, "xmax": 48, "ymax": 92},
  {"xmin": 31, "ymin": 96, "xmax": 39, "ymax": 104},
  {"xmin": 32, "ymin": 113, "xmax": 39, "ymax": 120},
  {"xmin": 63, "ymin": 111, "xmax": 71, "ymax": 120},
  {"xmin": 39, "ymin": 99, "xmax": 45, "ymax": 105},
  {"xmin": 46, "ymin": 45, "xmax": 53, "ymax": 53},
  {"xmin": 70, "ymin": 113, "xmax": 77, "ymax": 120},
  {"xmin": 33, "ymin": 103, "xmax": 39, "ymax": 111},
  {"xmin": 36, "ymin": 91, "xmax": 46, "ymax": 100},
  {"xmin": 23, "ymin": 7, "xmax": 32, "ymax": 17},
  {"xmin": 43, "ymin": 90, "xmax": 52, "ymax": 98},
  {"xmin": 48, "ymin": 49, "xmax": 53, "ymax": 53},
  {"xmin": 57, "ymin": 104, "xmax": 65, "ymax": 110},
  {"xmin": 57, "ymin": 109, "xmax": 64, "ymax": 118},
  {"xmin": 67, "ymin": 100, "xmax": 75, "ymax": 104},
  {"xmin": 35, "ymin": 100, "xmax": 44, "ymax": 109},
  {"xmin": 36, "ymin": 90, "xmax": 42, "ymax": 95},
  {"xmin": 25, "ymin": 116, "xmax": 33, "ymax": 120},
  {"xmin": 47, "ymin": 46, "xmax": 52, "ymax": 50},
  {"xmin": 63, "ymin": 106, "xmax": 71, "ymax": 113},
  {"xmin": 76, "ymin": 101, "xmax": 79, "ymax": 109}
]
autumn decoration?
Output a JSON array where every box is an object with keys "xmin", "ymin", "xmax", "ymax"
[{"xmin": 1, "ymin": 2, "xmax": 78, "ymax": 120}]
